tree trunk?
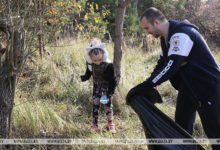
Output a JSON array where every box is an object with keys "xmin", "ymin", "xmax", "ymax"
[
  {"xmin": 113, "ymin": 0, "xmax": 131, "ymax": 85},
  {"xmin": 143, "ymin": 36, "xmax": 150, "ymax": 52},
  {"xmin": 0, "ymin": 19, "xmax": 24, "ymax": 138},
  {"xmin": 38, "ymin": 0, "xmax": 44, "ymax": 57},
  {"xmin": 0, "ymin": 76, "xmax": 16, "ymax": 138},
  {"xmin": 113, "ymin": 0, "xmax": 131, "ymax": 112}
]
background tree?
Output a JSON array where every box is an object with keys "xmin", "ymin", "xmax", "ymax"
[
  {"xmin": 0, "ymin": 9, "xmax": 25, "ymax": 139},
  {"xmin": 38, "ymin": 0, "xmax": 44, "ymax": 57},
  {"xmin": 113, "ymin": 0, "xmax": 131, "ymax": 85},
  {"xmin": 0, "ymin": 0, "xmax": 42, "ymax": 138},
  {"xmin": 137, "ymin": 0, "xmax": 153, "ymax": 16}
]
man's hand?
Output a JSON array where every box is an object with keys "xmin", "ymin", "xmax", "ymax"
[
  {"xmin": 126, "ymin": 82, "xmax": 150, "ymax": 105},
  {"xmin": 126, "ymin": 87, "xmax": 138, "ymax": 105},
  {"xmin": 126, "ymin": 80, "xmax": 162, "ymax": 105}
]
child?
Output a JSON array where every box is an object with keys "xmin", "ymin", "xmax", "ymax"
[{"xmin": 80, "ymin": 38, "xmax": 117, "ymax": 133}]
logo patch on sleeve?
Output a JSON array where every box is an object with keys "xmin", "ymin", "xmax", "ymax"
[
  {"xmin": 173, "ymin": 40, "xmax": 180, "ymax": 46},
  {"xmin": 172, "ymin": 36, "xmax": 179, "ymax": 40},
  {"xmin": 173, "ymin": 46, "xmax": 179, "ymax": 52},
  {"xmin": 171, "ymin": 36, "xmax": 180, "ymax": 52},
  {"xmin": 168, "ymin": 33, "xmax": 193, "ymax": 57}
]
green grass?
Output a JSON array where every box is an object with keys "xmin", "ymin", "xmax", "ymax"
[{"xmin": 10, "ymin": 37, "xmax": 218, "ymax": 150}]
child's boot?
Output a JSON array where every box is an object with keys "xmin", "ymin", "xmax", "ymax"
[
  {"xmin": 93, "ymin": 124, "xmax": 99, "ymax": 132},
  {"xmin": 107, "ymin": 122, "xmax": 116, "ymax": 133}
]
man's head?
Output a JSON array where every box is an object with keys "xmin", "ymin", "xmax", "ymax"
[{"xmin": 140, "ymin": 7, "xmax": 167, "ymax": 38}]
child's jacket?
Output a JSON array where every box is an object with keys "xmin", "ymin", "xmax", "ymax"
[{"xmin": 81, "ymin": 62, "xmax": 116, "ymax": 98}]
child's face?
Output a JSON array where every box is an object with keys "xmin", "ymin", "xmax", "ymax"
[{"xmin": 91, "ymin": 53, "xmax": 103, "ymax": 65}]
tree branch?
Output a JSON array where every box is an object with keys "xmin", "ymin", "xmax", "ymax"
[
  {"xmin": 123, "ymin": 0, "xmax": 131, "ymax": 8},
  {"xmin": 0, "ymin": 21, "xmax": 7, "ymax": 34}
]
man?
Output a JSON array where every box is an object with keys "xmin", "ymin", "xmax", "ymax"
[{"xmin": 127, "ymin": 7, "xmax": 220, "ymax": 150}]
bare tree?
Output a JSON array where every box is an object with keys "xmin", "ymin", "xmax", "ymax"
[
  {"xmin": 0, "ymin": 0, "xmax": 36, "ymax": 138},
  {"xmin": 0, "ymin": 17, "xmax": 25, "ymax": 138},
  {"xmin": 113, "ymin": 0, "xmax": 131, "ymax": 85},
  {"xmin": 112, "ymin": 0, "xmax": 131, "ymax": 112},
  {"xmin": 38, "ymin": 0, "xmax": 44, "ymax": 57}
]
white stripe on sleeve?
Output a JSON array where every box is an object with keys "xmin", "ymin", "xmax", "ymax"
[{"xmin": 152, "ymin": 60, "xmax": 174, "ymax": 84}]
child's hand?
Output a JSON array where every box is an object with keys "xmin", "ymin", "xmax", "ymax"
[
  {"xmin": 80, "ymin": 75, "xmax": 87, "ymax": 82},
  {"xmin": 106, "ymin": 92, "xmax": 113, "ymax": 99}
]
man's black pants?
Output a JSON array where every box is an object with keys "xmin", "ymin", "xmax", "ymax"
[{"xmin": 175, "ymin": 84, "xmax": 220, "ymax": 150}]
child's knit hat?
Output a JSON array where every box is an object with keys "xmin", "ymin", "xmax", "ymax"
[{"xmin": 85, "ymin": 38, "xmax": 110, "ymax": 65}]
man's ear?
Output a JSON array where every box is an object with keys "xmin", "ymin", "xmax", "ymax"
[{"xmin": 154, "ymin": 19, "xmax": 160, "ymax": 26}]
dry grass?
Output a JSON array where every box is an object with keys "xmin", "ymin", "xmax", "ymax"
[{"xmin": 10, "ymin": 37, "xmax": 218, "ymax": 150}]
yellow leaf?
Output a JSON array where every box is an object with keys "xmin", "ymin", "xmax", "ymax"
[
  {"xmin": 90, "ymin": 4, "xmax": 93, "ymax": 9},
  {"xmin": 52, "ymin": 9, "xmax": 57, "ymax": 15},
  {"xmin": 92, "ymin": 26, "xmax": 99, "ymax": 33},
  {"xmin": 88, "ymin": 24, "xmax": 93, "ymax": 28},
  {"xmin": 48, "ymin": 9, "xmax": 52, "ymax": 14},
  {"xmin": 78, "ymin": 4, "xmax": 81, "ymax": 9},
  {"xmin": 20, "ymin": 77, "xmax": 25, "ymax": 81},
  {"xmin": 60, "ymin": 2, "xmax": 63, "ymax": 6},
  {"xmin": 83, "ymin": 35, "xmax": 89, "ymax": 41},
  {"xmin": 102, "ymin": 12, "xmax": 106, "ymax": 18},
  {"xmin": 106, "ymin": 10, "xmax": 110, "ymax": 15},
  {"xmin": 90, "ymin": 10, "xmax": 94, "ymax": 14},
  {"xmin": 79, "ymin": 25, "xmax": 83, "ymax": 31},
  {"xmin": 95, "ymin": 4, "xmax": 99, "ymax": 10},
  {"xmin": 94, "ymin": 17, "xmax": 99, "ymax": 23},
  {"xmin": 84, "ymin": 13, "xmax": 88, "ymax": 20}
]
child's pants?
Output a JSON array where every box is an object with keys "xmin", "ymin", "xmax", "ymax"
[{"xmin": 92, "ymin": 84, "xmax": 113, "ymax": 126}]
